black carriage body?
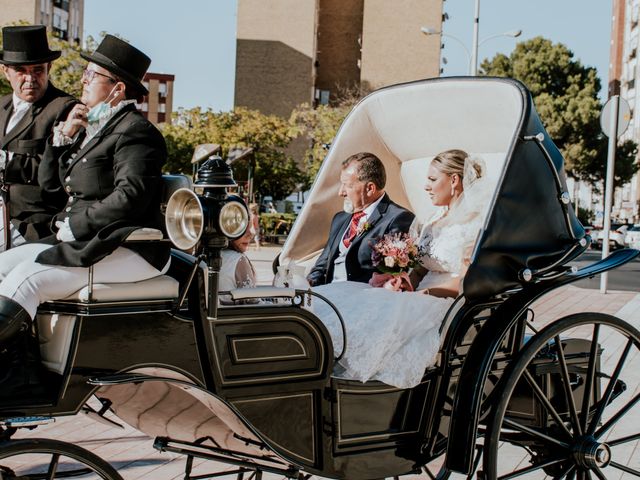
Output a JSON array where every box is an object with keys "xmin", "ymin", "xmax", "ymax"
[{"xmin": 1, "ymin": 253, "xmax": 614, "ymax": 480}]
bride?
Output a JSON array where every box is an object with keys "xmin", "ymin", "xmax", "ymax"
[{"xmin": 312, "ymin": 149, "xmax": 489, "ymax": 389}]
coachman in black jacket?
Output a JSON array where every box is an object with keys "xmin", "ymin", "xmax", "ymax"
[{"xmin": 0, "ymin": 25, "xmax": 76, "ymax": 245}]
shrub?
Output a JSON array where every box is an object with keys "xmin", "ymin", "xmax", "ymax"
[{"xmin": 259, "ymin": 213, "xmax": 297, "ymax": 237}]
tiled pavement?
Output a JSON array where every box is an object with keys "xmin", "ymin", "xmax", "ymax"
[{"xmin": 7, "ymin": 245, "xmax": 640, "ymax": 479}]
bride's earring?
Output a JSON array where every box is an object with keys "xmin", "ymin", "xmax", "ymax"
[{"xmin": 451, "ymin": 185, "xmax": 455, "ymax": 197}]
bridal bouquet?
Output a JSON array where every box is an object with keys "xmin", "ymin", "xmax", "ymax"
[{"xmin": 369, "ymin": 232, "xmax": 422, "ymax": 291}]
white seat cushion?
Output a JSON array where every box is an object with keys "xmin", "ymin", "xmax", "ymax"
[
  {"xmin": 38, "ymin": 314, "xmax": 76, "ymax": 374},
  {"xmin": 65, "ymin": 275, "xmax": 179, "ymax": 302}
]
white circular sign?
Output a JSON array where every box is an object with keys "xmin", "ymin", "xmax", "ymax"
[{"xmin": 600, "ymin": 96, "xmax": 631, "ymax": 138}]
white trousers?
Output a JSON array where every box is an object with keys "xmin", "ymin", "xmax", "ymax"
[
  {"xmin": 0, "ymin": 201, "xmax": 26, "ymax": 252},
  {"xmin": 0, "ymin": 243, "xmax": 167, "ymax": 318}
]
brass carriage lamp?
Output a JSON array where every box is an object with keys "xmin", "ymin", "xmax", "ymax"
[
  {"xmin": 165, "ymin": 155, "xmax": 249, "ymax": 252},
  {"xmin": 165, "ymin": 156, "xmax": 249, "ymax": 316}
]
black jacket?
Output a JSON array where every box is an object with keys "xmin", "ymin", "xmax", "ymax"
[
  {"xmin": 307, "ymin": 194, "xmax": 415, "ymax": 286},
  {"xmin": 36, "ymin": 103, "xmax": 169, "ymax": 270},
  {"xmin": 0, "ymin": 83, "xmax": 76, "ymax": 240}
]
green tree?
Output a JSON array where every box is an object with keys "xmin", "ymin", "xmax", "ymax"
[
  {"xmin": 481, "ymin": 36, "xmax": 638, "ymax": 188},
  {"xmin": 47, "ymin": 34, "xmax": 99, "ymax": 98},
  {"xmin": 289, "ymin": 102, "xmax": 353, "ymax": 178},
  {"xmin": 162, "ymin": 107, "xmax": 306, "ymax": 200}
]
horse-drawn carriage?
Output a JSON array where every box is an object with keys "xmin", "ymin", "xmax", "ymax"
[{"xmin": 0, "ymin": 77, "xmax": 638, "ymax": 480}]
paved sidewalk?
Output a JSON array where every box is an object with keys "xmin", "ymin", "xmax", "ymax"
[{"xmin": 9, "ymin": 244, "xmax": 640, "ymax": 479}]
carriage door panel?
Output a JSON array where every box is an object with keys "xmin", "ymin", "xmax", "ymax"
[
  {"xmin": 212, "ymin": 308, "xmax": 330, "ymax": 386},
  {"xmin": 232, "ymin": 393, "xmax": 316, "ymax": 466},
  {"xmin": 332, "ymin": 379, "xmax": 434, "ymax": 452}
]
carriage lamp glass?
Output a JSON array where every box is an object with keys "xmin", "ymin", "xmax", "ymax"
[
  {"xmin": 219, "ymin": 199, "xmax": 248, "ymax": 238},
  {"xmin": 166, "ymin": 188, "xmax": 204, "ymax": 250},
  {"xmin": 181, "ymin": 196, "xmax": 204, "ymax": 243}
]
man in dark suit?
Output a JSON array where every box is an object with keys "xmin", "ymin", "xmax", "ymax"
[
  {"xmin": 307, "ymin": 152, "xmax": 414, "ymax": 286},
  {"xmin": 0, "ymin": 25, "xmax": 76, "ymax": 249}
]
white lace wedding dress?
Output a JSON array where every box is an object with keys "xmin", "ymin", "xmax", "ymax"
[{"xmin": 312, "ymin": 208, "xmax": 482, "ymax": 389}]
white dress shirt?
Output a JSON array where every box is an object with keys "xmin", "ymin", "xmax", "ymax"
[
  {"xmin": 1, "ymin": 94, "xmax": 33, "ymax": 168},
  {"xmin": 6, "ymin": 93, "xmax": 32, "ymax": 135},
  {"xmin": 332, "ymin": 195, "xmax": 384, "ymax": 282}
]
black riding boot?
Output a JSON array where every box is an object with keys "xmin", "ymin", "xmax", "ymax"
[{"xmin": 0, "ymin": 296, "xmax": 48, "ymax": 403}]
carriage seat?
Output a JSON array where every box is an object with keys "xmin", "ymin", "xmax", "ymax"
[{"xmin": 62, "ymin": 274, "xmax": 179, "ymax": 302}]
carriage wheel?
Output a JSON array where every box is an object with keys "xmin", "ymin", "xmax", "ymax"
[
  {"xmin": 483, "ymin": 312, "xmax": 640, "ymax": 479},
  {"xmin": 0, "ymin": 438, "xmax": 124, "ymax": 479}
]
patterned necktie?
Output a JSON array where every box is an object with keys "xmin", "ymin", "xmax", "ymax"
[{"xmin": 343, "ymin": 211, "xmax": 366, "ymax": 247}]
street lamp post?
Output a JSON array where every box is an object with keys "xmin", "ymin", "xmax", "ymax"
[
  {"xmin": 420, "ymin": 26, "xmax": 521, "ymax": 75},
  {"xmin": 470, "ymin": 0, "xmax": 480, "ymax": 76}
]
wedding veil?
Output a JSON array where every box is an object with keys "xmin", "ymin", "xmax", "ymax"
[{"xmin": 413, "ymin": 154, "xmax": 492, "ymax": 237}]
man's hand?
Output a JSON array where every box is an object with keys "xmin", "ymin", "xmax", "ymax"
[
  {"xmin": 55, "ymin": 217, "xmax": 76, "ymax": 242},
  {"xmin": 60, "ymin": 104, "xmax": 89, "ymax": 138}
]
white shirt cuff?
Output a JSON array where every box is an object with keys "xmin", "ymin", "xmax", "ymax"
[{"xmin": 52, "ymin": 122, "xmax": 74, "ymax": 147}]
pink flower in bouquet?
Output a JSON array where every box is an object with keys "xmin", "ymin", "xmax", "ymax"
[
  {"xmin": 371, "ymin": 233, "xmax": 421, "ymax": 273},
  {"xmin": 369, "ymin": 233, "xmax": 423, "ymax": 291}
]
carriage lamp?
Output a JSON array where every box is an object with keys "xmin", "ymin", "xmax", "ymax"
[
  {"xmin": 165, "ymin": 156, "xmax": 249, "ymax": 251},
  {"xmin": 165, "ymin": 156, "xmax": 249, "ymax": 318}
]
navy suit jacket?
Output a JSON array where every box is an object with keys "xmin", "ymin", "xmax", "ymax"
[{"xmin": 307, "ymin": 194, "xmax": 414, "ymax": 286}]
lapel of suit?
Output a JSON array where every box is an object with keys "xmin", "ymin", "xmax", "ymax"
[
  {"xmin": 364, "ymin": 194, "xmax": 390, "ymax": 229},
  {"xmin": 329, "ymin": 213, "xmax": 351, "ymax": 258},
  {"xmin": 1, "ymin": 102, "xmax": 38, "ymax": 148},
  {"xmin": 0, "ymin": 97, "xmax": 12, "ymax": 144},
  {"xmin": 348, "ymin": 194, "xmax": 390, "ymax": 250},
  {"xmin": 64, "ymin": 105, "xmax": 132, "ymax": 174}
]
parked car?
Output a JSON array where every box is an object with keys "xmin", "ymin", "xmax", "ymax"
[
  {"xmin": 625, "ymin": 224, "xmax": 640, "ymax": 248},
  {"xmin": 592, "ymin": 223, "xmax": 630, "ymax": 250}
]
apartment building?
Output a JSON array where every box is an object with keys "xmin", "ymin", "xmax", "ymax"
[
  {"xmin": 0, "ymin": 0, "xmax": 84, "ymax": 44},
  {"xmin": 616, "ymin": 0, "xmax": 640, "ymax": 222},
  {"xmin": 138, "ymin": 72, "xmax": 175, "ymax": 125},
  {"xmin": 234, "ymin": 0, "xmax": 443, "ymax": 118}
]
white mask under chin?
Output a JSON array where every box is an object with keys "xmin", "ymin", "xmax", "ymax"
[{"xmin": 343, "ymin": 198, "xmax": 354, "ymax": 214}]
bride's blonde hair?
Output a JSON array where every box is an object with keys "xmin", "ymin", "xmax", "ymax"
[{"xmin": 431, "ymin": 149, "xmax": 483, "ymax": 186}]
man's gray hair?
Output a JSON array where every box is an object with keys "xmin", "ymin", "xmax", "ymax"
[{"xmin": 342, "ymin": 152, "xmax": 386, "ymax": 189}]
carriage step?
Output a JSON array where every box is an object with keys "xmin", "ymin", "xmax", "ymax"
[{"xmin": 0, "ymin": 416, "xmax": 55, "ymax": 428}]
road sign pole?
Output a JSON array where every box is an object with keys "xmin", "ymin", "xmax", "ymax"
[{"xmin": 600, "ymin": 95, "xmax": 620, "ymax": 294}]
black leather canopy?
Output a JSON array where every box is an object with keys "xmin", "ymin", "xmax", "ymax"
[{"xmin": 463, "ymin": 80, "xmax": 585, "ymax": 300}]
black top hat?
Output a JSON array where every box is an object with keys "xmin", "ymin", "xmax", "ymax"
[
  {"xmin": 0, "ymin": 25, "xmax": 61, "ymax": 65},
  {"xmin": 81, "ymin": 35, "xmax": 150, "ymax": 96}
]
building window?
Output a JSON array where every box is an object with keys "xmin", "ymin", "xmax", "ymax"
[
  {"xmin": 319, "ymin": 90, "xmax": 330, "ymax": 105},
  {"xmin": 158, "ymin": 82, "xmax": 167, "ymax": 98},
  {"xmin": 159, "ymin": 103, "xmax": 166, "ymax": 113},
  {"xmin": 53, "ymin": 0, "xmax": 70, "ymax": 11}
]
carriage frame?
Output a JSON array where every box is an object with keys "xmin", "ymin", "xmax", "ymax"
[{"xmin": 0, "ymin": 77, "xmax": 639, "ymax": 480}]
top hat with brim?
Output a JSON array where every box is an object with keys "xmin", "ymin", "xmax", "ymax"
[
  {"xmin": 81, "ymin": 35, "xmax": 150, "ymax": 96},
  {"xmin": 0, "ymin": 25, "xmax": 61, "ymax": 65}
]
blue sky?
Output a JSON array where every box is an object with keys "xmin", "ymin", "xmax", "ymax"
[{"xmin": 84, "ymin": 0, "xmax": 613, "ymax": 111}]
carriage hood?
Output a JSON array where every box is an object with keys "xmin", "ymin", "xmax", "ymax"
[{"xmin": 280, "ymin": 77, "xmax": 585, "ymax": 300}]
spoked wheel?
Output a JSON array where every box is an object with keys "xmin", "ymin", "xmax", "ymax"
[
  {"xmin": 0, "ymin": 438, "xmax": 124, "ymax": 479},
  {"xmin": 484, "ymin": 313, "xmax": 640, "ymax": 479}
]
